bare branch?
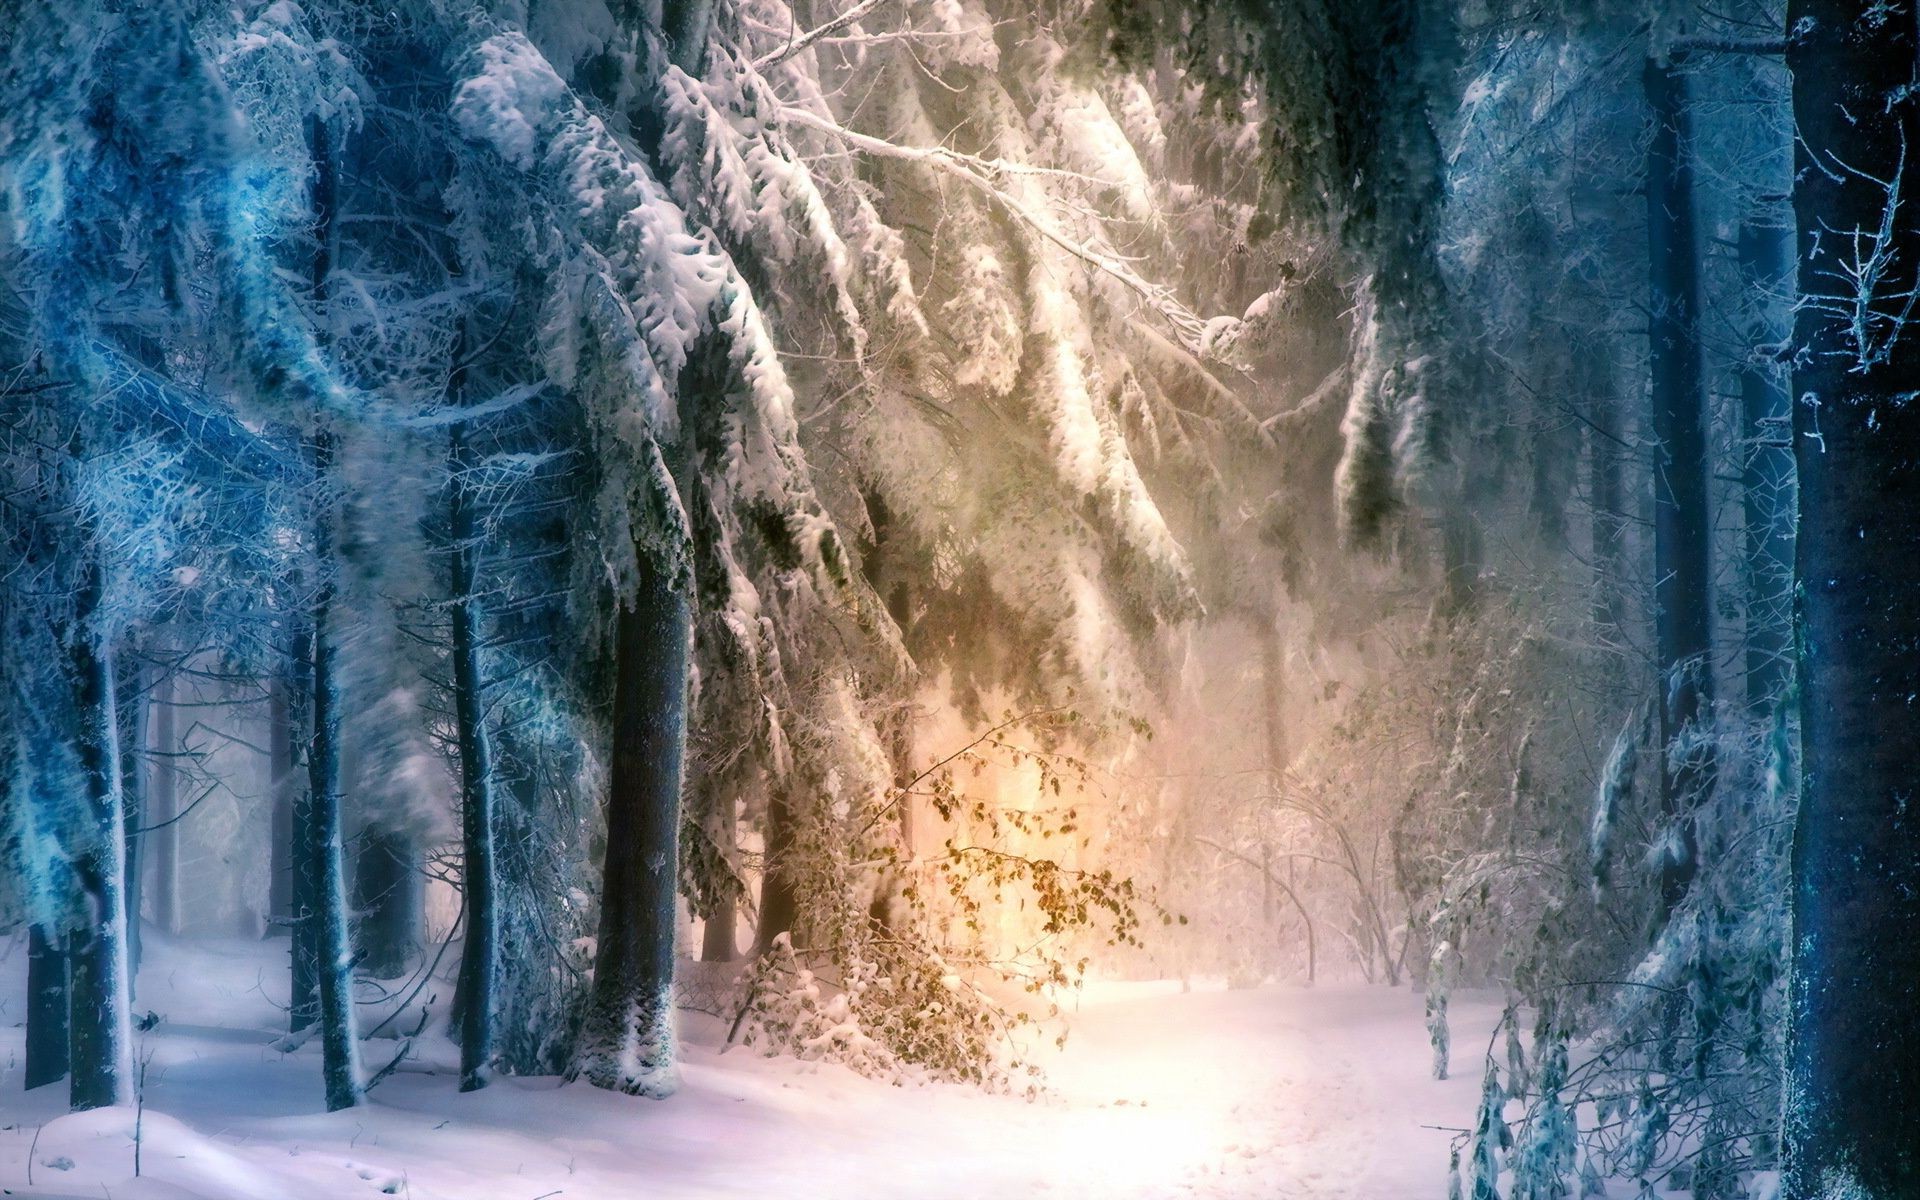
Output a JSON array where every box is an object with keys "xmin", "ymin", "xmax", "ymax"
[{"xmin": 754, "ymin": 0, "xmax": 893, "ymax": 72}]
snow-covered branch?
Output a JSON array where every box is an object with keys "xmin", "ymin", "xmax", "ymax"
[
  {"xmin": 753, "ymin": 0, "xmax": 894, "ymax": 71},
  {"xmin": 775, "ymin": 105, "xmax": 1235, "ymax": 361}
]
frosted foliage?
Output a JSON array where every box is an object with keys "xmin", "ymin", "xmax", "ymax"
[
  {"xmin": 702, "ymin": 0, "xmax": 1225, "ymax": 710},
  {"xmin": 451, "ymin": 31, "xmax": 717, "ymax": 397},
  {"xmin": 944, "ymin": 236, "xmax": 1025, "ymax": 396},
  {"xmin": 919, "ymin": 0, "xmax": 1000, "ymax": 73},
  {"xmin": 424, "ymin": 0, "xmax": 1229, "ymax": 836},
  {"xmin": 659, "ymin": 54, "xmax": 867, "ymax": 357},
  {"xmin": 449, "ymin": 32, "xmax": 570, "ymax": 174},
  {"xmin": 1021, "ymin": 40, "xmax": 1157, "ymax": 224},
  {"xmin": 214, "ymin": 2, "xmax": 368, "ymax": 256},
  {"xmin": 450, "ymin": 26, "xmax": 843, "ymax": 641},
  {"xmin": 1334, "ymin": 290, "xmax": 1396, "ymax": 536},
  {"xmin": 1105, "ymin": 75, "xmax": 1168, "ymax": 176}
]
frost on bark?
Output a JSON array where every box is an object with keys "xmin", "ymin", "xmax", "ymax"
[
  {"xmin": 305, "ymin": 112, "xmax": 361, "ymax": 1114},
  {"xmin": 1785, "ymin": 2, "xmax": 1920, "ymax": 1195},
  {"xmin": 449, "ymin": 419, "xmax": 500, "ymax": 1093},
  {"xmin": 306, "ymin": 423, "xmax": 363, "ymax": 1114},
  {"xmin": 570, "ymin": 548, "xmax": 690, "ymax": 1099},
  {"xmin": 67, "ymin": 563, "xmax": 132, "ymax": 1112}
]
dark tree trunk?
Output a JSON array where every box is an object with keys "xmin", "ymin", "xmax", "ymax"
[
  {"xmin": 1582, "ymin": 342, "xmax": 1626, "ymax": 639},
  {"xmin": 1738, "ymin": 220, "xmax": 1795, "ymax": 714},
  {"xmin": 307, "ymin": 423, "xmax": 361, "ymax": 1113},
  {"xmin": 68, "ymin": 567, "xmax": 130, "ymax": 1111},
  {"xmin": 1437, "ymin": 512, "xmax": 1481, "ymax": 621},
  {"xmin": 1257, "ymin": 615, "xmax": 1289, "ymax": 777},
  {"xmin": 288, "ymin": 621, "xmax": 320, "ymax": 1032},
  {"xmin": 699, "ymin": 895, "xmax": 736, "ymax": 964},
  {"xmin": 146, "ymin": 669, "xmax": 179, "ymax": 937},
  {"xmin": 266, "ymin": 679, "xmax": 295, "ymax": 936},
  {"xmin": 118, "ymin": 661, "xmax": 148, "ymax": 984},
  {"xmin": 25, "ymin": 925, "xmax": 69, "ymax": 1091},
  {"xmin": 755, "ymin": 787, "xmax": 799, "ymax": 956},
  {"xmin": 351, "ymin": 825, "xmax": 418, "ymax": 979},
  {"xmin": 1643, "ymin": 53, "xmax": 1714, "ymax": 913},
  {"xmin": 305, "ymin": 113, "xmax": 360, "ymax": 1113},
  {"xmin": 662, "ymin": 0, "xmax": 715, "ymax": 73},
  {"xmin": 699, "ymin": 806, "xmax": 738, "ymax": 964},
  {"xmin": 448, "ymin": 422, "xmax": 500, "ymax": 1092},
  {"xmin": 1784, "ymin": 5, "xmax": 1920, "ymax": 1195},
  {"xmin": 862, "ymin": 489, "xmax": 919, "ymax": 851},
  {"xmin": 854, "ymin": 488, "xmax": 919, "ymax": 946},
  {"xmin": 571, "ymin": 547, "xmax": 691, "ymax": 1097}
]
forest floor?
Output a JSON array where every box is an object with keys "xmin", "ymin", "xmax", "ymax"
[{"xmin": 0, "ymin": 933, "xmax": 1505, "ymax": 1199}]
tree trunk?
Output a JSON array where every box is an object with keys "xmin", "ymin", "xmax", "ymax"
[
  {"xmin": 1643, "ymin": 53, "xmax": 1713, "ymax": 914},
  {"xmin": 351, "ymin": 825, "xmax": 418, "ymax": 979},
  {"xmin": 266, "ymin": 679, "xmax": 295, "ymax": 936},
  {"xmin": 307, "ymin": 422, "xmax": 361, "ymax": 1113},
  {"xmin": 67, "ymin": 568, "xmax": 131, "ymax": 1111},
  {"xmin": 25, "ymin": 925, "xmax": 69, "ymax": 1091},
  {"xmin": 1582, "ymin": 341, "xmax": 1626, "ymax": 639},
  {"xmin": 571, "ymin": 547, "xmax": 691, "ymax": 1098},
  {"xmin": 448, "ymin": 421, "xmax": 500, "ymax": 1092},
  {"xmin": 699, "ymin": 805, "xmax": 738, "ymax": 963},
  {"xmin": 1738, "ymin": 219, "xmax": 1795, "ymax": 714},
  {"xmin": 1437, "ymin": 512, "xmax": 1481, "ymax": 621},
  {"xmin": 304, "ymin": 112, "xmax": 361, "ymax": 1113},
  {"xmin": 1784, "ymin": 5, "xmax": 1920, "ymax": 1194},
  {"xmin": 1257, "ymin": 615, "xmax": 1289, "ymax": 777},
  {"xmin": 146, "ymin": 670, "xmax": 179, "ymax": 937},
  {"xmin": 288, "ymin": 622, "xmax": 320, "ymax": 1032},
  {"xmin": 755, "ymin": 787, "xmax": 799, "ymax": 956},
  {"xmin": 118, "ymin": 660, "xmax": 148, "ymax": 984}
]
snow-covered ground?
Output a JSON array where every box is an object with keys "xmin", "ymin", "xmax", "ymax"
[{"xmin": 0, "ymin": 934, "xmax": 1500, "ymax": 1199}]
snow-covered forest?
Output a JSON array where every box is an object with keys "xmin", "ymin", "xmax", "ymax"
[{"xmin": 1, "ymin": 0, "xmax": 1916, "ymax": 1197}]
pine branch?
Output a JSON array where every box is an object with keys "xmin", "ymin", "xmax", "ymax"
[
  {"xmin": 753, "ymin": 0, "xmax": 892, "ymax": 71},
  {"xmin": 776, "ymin": 105, "xmax": 1233, "ymax": 360}
]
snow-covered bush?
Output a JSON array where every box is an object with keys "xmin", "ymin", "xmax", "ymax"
[{"xmin": 736, "ymin": 706, "xmax": 1171, "ymax": 1089}]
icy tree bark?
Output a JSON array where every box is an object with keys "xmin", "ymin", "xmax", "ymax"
[
  {"xmin": 448, "ymin": 421, "xmax": 500, "ymax": 1092},
  {"xmin": 67, "ymin": 564, "xmax": 131, "ymax": 1111},
  {"xmin": 1738, "ymin": 220, "xmax": 1794, "ymax": 714},
  {"xmin": 306, "ymin": 432, "xmax": 361, "ymax": 1111},
  {"xmin": 306, "ymin": 113, "xmax": 362, "ymax": 1112},
  {"xmin": 1784, "ymin": 4, "xmax": 1920, "ymax": 1195},
  {"xmin": 571, "ymin": 548, "xmax": 691, "ymax": 1098},
  {"xmin": 307, "ymin": 424, "xmax": 361, "ymax": 1112},
  {"xmin": 25, "ymin": 925, "xmax": 69, "ymax": 1091},
  {"xmin": 1642, "ymin": 53, "xmax": 1713, "ymax": 913}
]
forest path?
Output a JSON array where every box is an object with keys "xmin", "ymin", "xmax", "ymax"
[
  {"xmin": 0, "ymin": 935, "xmax": 1499, "ymax": 1198},
  {"xmin": 1036, "ymin": 981, "xmax": 1502, "ymax": 1198}
]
